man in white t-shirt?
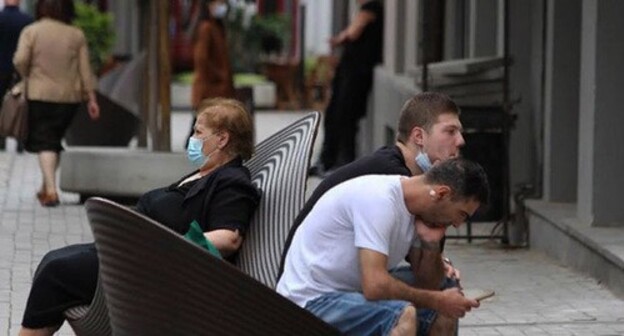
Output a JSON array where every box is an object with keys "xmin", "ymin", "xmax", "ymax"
[{"xmin": 277, "ymin": 158, "xmax": 489, "ymax": 336}]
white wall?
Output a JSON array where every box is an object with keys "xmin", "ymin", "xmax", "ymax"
[
  {"xmin": 109, "ymin": 0, "xmax": 140, "ymax": 56},
  {"xmin": 303, "ymin": 0, "xmax": 332, "ymax": 57}
]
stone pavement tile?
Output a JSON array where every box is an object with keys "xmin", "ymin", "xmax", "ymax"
[
  {"xmin": 450, "ymin": 240, "xmax": 624, "ymax": 335},
  {"xmin": 0, "ymin": 289, "xmax": 8, "ymax": 303}
]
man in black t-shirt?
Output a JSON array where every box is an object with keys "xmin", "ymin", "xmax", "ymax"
[{"xmin": 313, "ymin": 0, "xmax": 384, "ymax": 174}]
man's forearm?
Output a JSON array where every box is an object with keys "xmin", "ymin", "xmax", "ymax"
[
  {"xmin": 410, "ymin": 241, "xmax": 445, "ymax": 289},
  {"xmin": 376, "ymin": 272, "xmax": 441, "ymax": 310}
]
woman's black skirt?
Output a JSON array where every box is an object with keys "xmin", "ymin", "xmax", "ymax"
[{"xmin": 26, "ymin": 100, "xmax": 79, "ymax": 153}]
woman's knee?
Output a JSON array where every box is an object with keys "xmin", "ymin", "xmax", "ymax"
[{"xmin": 34, "ymin": 244, "xmax": 97, "ymax": 280}]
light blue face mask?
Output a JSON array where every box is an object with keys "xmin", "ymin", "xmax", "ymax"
[
  {"xmin": 415, "ymin": 151, "xmax": 433, "ymax": 172},
  {"xmin": 187, "ymin": 136, "xmax": 209, "ymax": 168}
]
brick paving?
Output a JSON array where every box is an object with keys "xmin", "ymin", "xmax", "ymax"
[{"xmin": 1, "ymin": 111, "xmax": 623, "ymax": 335}]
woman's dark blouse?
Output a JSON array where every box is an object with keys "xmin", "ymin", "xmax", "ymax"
[{"xmin": 136, "ymin": 157, "xmax": 261, "ymax": 256}]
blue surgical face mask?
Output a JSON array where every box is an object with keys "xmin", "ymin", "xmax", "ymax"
[
  {"xmin": 415, "ymin": 151, "xmax": 433, "ymax": 172},
  {"xmin": 187, "ymin": 136, "xmax": 210, "ymax": 168},
  {"xmin": 212, "ymin": 3, "xmax": 228, "ymax": 19}
]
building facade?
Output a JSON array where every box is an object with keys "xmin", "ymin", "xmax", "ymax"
[{"xmin": 354, "ymin": 0, "xmax": 624, "ymax": 293}]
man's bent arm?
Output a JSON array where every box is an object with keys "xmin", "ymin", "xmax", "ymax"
[{"xmin": 359, "ymin": 248, "xmax": 477, "ymax": 318}]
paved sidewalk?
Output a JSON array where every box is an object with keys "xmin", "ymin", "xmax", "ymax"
[
  {"xmin": 0, "ymin": 152, "xmax": 90, "ymax": 336},
  {"xmin": 448, "ymin": 240, "xmax": 624, "ymax": 335},
  {"xmin": 1, "ymin": 111, "xmax": 624, "ymax": 335}
]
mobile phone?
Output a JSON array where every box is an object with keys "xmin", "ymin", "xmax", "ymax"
[
  {"xmin": 474, "ymin": 290, "xmax": 495, "ymax": 302},
  {"xmin": 464, "ymin": 289, "xmax": 495, "ymax": 302}
]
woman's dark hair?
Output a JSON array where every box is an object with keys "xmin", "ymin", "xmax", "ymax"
[
  {"xmin": 36, "ymin": 0, "xmax": 75, "ymax": 24},
  {"xmin": 198, "ymin": 0, "xmax": 212, "ymax": 22}
]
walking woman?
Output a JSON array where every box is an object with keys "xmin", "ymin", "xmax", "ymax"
[
  {"xmin": 13, "ymin": 0, "xmax": 100, "ymax": 207},
  {"xmin": 187, "ymin": 0, "xmax": 235, "ymax": 145}
]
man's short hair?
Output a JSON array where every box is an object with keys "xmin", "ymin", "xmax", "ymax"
[
  {"xmin": 425, "ymin": 158, "xmax": 490, "ymax": 206},
  {"xmin": 396, "ymin": 92, "xmax": 460, "ymax": 143}
]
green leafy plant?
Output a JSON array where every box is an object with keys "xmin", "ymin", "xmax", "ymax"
[
  {"xmin": 225, "ymin": 4, "xmax": 291, "ymax": 72},
  {"xmin": 251, "ymin": 14, "xmax": 290, "ymax": 55},
  {"xmin": 72, "ymin": 1, "xmax": 115, "ymax": 74}
]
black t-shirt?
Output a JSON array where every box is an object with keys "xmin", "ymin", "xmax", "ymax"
[
  {"xmin": 278, "ymin": 145, "xmax": 410, "ymax": 277},
  {"xmin": 136, "ymin": 157, "xmax": 261, "ymax": 262},
  {"xmin": 341, "ymin": 0, "xmax": 384, "ymax": 73}
]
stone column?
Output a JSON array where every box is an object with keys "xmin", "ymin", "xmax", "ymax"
[
  {"xmin": 542, "ymin": 0, "xmax": 581, "ymax": 202},
  {"xmin": 578, "ymin": 0, "xmax": 624, "ymax": 226},
  {"xmin": 382, "ymin": 0, "xmax": 403, "ymax": 73}
]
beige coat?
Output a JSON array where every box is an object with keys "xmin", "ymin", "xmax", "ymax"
[{"xmin": 13, "ymin": 18, "xmax": 95, "ymax": 103}]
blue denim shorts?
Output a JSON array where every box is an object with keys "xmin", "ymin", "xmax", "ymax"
[
  {"xmin": 305, "ymin": 291, "xmax": 411, "ymax": 336},
  {"xmin": 304, "ymin": 267, "xmax": 458, "ymax": 336}
]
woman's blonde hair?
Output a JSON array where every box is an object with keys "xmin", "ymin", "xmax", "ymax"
[{"xmin": 197, "ymin": 98, "xmax": 254, "ymax": 160}]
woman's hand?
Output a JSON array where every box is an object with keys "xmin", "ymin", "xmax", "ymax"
[
  {"xmin": 86, "ymin": 92, "xmax": 100, "ymax": 120},
  {"xmin": 87, "ymin": 99, "xmax": 100, "ymax": 120}
]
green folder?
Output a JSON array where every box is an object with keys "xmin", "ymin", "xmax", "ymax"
[{"xmin": 184, "ymin": 220, "xmax": 222, "ymax": 259}]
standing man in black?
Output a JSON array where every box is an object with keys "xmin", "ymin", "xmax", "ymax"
[
  {"xmin": 0, "ymin": 0, "xmax": 33, "ymax": 151},
  {"xmin": 311, "ymin": 0, "xmax": 383, "ymax": 175}
]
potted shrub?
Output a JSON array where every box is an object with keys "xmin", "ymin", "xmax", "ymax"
[{"xmin": 72, "ymin": 1, "xmax": 115, "ymax": 75}]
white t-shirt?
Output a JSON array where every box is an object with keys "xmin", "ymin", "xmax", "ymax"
[{"xmin": 276, "ymin": 175, "xmax": 416, "ymax": 307}]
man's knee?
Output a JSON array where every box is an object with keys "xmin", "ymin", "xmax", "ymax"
[
  {"xmin": 391, "ymin": 305, "xmax": 417, "ymax": 336},
  {"xmin": 429, "ymin": 314, "xmax": 457, "ymax": 336}
]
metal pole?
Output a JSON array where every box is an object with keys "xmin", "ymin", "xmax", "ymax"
[
  {"xmin": 138, "ymin": 0, "xmax": 149, "ymax": 148},
  {"xmin": 299, "ymin": 1, "xmax": 306, "ymax": 106},
  {"xmin": 156, "ymin": 0, "xmax": 171, "ymax": 151},
  {"xmin": 421, "ymin": 0, "xmax": 429, "ymax": 92},
  {"xmin": 501, "ymin": 0, "xmax": 511, "ymax": 244}
]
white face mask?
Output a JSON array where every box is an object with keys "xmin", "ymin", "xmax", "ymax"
[
  {"xmin": 212, "ymin": 3, "xmax": 228, "ymax": 18},
  {"xmin": 415, "ymin": 151, "xmax": 433, "ymax": 172}
]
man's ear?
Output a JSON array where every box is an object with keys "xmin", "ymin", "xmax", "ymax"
[
  {"xmin": 410, "ymin": 126, "xmax": 425, "ymax": 146},
  {"xmin": 434, "ymin": 185, "xmax": 452, "ymax": 200}
]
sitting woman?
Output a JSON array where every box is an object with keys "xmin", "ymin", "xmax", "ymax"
[{"xmin": 19, "ymin": 98, "xmax": 261, "ymax": 336}]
